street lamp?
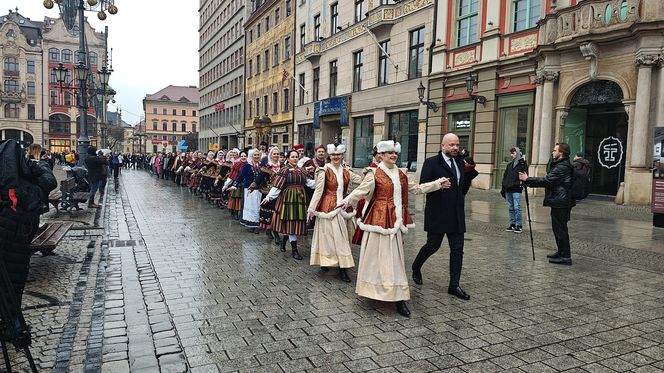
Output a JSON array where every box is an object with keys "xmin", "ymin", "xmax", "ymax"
[
  {"xmin": 43, "ymin": 0, "xmax": 118, "ymax": 165},
  {"xmin": 417, "ymin": 81, "xmax": 439, "ymax": 112},
  {"xmin": 465, "ymin": 74, "xmax": 487, "ymax": 105}
]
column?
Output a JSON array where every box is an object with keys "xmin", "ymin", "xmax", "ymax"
[
  {"xmin": 530, "ymin": 78, "xmax": 543, "ymax": 164},
  {"xmin": 657, "ymin": 61, "xmax": 664, "ymax": 126},
  {"xmin": 631, "ymin": 54, "xmax": 657, "ymax": 169},
  {"xmin": 538, "ymin": 71, "xmax": 559, "ymax": 165},
  {"xmin": 556, "ymin": 106, "xmax": 570, "ymax": 144}
]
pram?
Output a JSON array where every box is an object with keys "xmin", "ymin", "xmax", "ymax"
[{"xmin": 59, "ymin": 166, "xmax": 91, "ymax": 211}]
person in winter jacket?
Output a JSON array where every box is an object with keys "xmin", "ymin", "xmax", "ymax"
[
  {"xmin": 501, "ymin": 147, "xmax": 528, "ymax": 233},
  {"xmin": 519, "ymin": 143, "xmax": 575, "ymax": 265}
]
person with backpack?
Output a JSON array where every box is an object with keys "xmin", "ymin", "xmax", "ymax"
[
  {"xmin": 519, "ymin": 143, "xmax": 575, "ymax": 265},
  {"xmin": 85, "ymin": 147, "xmax": 106, "ymax": 208},
  {"xmin": 0, "ymin": 140, "xmax": 57, "ymax": 311},
  {"xmin": 501, "ymin": 147, "xmax": 528, "ymax": 233},
  {"xmin": 111, "ymin": 151, "xmax": 122, "ymax": 180}
]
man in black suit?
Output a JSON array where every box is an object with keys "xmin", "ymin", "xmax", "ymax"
[{"xmin": 412, "ymin": 133, "xmax": 470, "ymax": 300}]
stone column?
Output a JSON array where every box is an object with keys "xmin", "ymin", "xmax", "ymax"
[
  {"xmin": 530, "ymin": 76, "xmax": 543, "ymax": 165},
  {"xmin": 631, "ymin": 54, "xmax": 657, "ymax": 168},
  {"xmin": 555, "ymin": 106, "xmax": 570, "ymax": 144},
  {"xmin": 538, "ymin": 71, "xmax": 559, "ymax": 165},
  {"xmin": 657, "ymin": 61, "xmax": 664, "ymax": 126}
]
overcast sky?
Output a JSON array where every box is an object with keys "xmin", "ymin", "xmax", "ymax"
[{"xmin": 15, "ymin": 1, "xmax": 199, "ymax": 125}]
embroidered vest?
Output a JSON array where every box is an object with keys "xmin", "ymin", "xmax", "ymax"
[
  {"xmin": 362, "ymin": 167, "xmax": 413, "ymax": 230},
  {"xmin": 316, "ymin": 167, "xmax": 350, "ymax": 213}
]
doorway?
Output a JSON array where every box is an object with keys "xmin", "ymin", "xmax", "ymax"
[
  {"xmin": 320, "ymin": 119, "xmax": 341, "ymax": 146},
  {"xmin": 563, "ymin": 80, "xmax": 627, "ymax": 196}
]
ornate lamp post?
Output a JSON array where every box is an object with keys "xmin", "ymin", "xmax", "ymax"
[{"xmin": 43, "ymin": 0, "xmax": 118, "ymax": 165}]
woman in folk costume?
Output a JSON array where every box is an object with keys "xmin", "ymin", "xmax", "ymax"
[
  {"xmin": 249, "ymin": 146, "xmax": 282, "ymax": 245},
  {"xmin": 352, "ymin": 146, "xmax": 383, "ymax": 245},
  {"xmin": 261, "ymin": 149, "xmax": 315, "ymax": 260},
  {"xmin": 187, "ymin": 152, "xmax": 205, "ymax": 192},
  {"xmin": 307, "ymin": 144, "xmax": 363, "ymax": 282},
  {"xmin": 199, "ymin": 151, "xmax": 218, "ymax": 198},
  {"xmin": 223, "ymin": 149, "xmax": 247, "ymax": 220},
  {"xmin": 340, "ymin": 140, "xmax": 451, "ymax": 317},
  {"xmin": 154, "ymin": 153, "xmax": 162, "ymax": 178},
  {"xmin": 232, "ymin": 149, "xmax": 263, "ymax": 232}
]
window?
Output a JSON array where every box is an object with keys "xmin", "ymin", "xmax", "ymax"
[
  {"xmin": 257, "ymin": 23, "xmax": 261, "ymax": 38},
  {"xmin": 263, "ymin": 95, "xmax": 268, "ymax": 115},
  {"xmin": 299, "ymin": 24, "xmax": 306, "ymax": 51},
  {"xmin": 88, "ymin": 52, "xmax": 97, "ymax": 67},
  {"xmin": 513, "ymin": 0, "xmax": 540, "ymax": 31},
  {"xmin": 457, "ymin": 0, "xmax": 479, "ymax": 47},
  {"xmin": 388, "ymin": 110, "xmax": 419, "ymax": 171},
  {"xmin": 153, "ymin": 108, "xmax": 157, "ymax": 114},
  {"xmin": 312, "ymin": 67, "xmax": 320, "ymax": 101},
  {"xmin": 283, "ymin": 88, "xmax": 290, "ymax": 111},
  {"xmin": 4, "ymin": 103, "xmax": 19, "ymax": 118},
  {"xmin": 49, "ymin": 114, "xmax": 70, "ymax": 134},
  {"xmin": 248, "ymin": 100, "xmax": 253, "ymax": 118},
  {"xmin": 28, "ymin": 104, "xmax": 35, "ymax": 120},
  {"xmin": 286, "ymin": 0, "xmax": 292, "ymax": 16},
  {"xmin": 50, "ymin": 69, "xmax": 57, "ymax": 83},
  {"xmin": 331, "ymin": 3, "xmax": 339, "ymax": 35},
  {"xmin": 355, "ymin": 0, "xmax": 366, "ymax": 22},
  {"xmin": 450, "ymin": 111, "xmax": 473, "ymax": 152},
  {"xmin": 272, "ymin": 92, "xmax": 278, "ymax": 114},
  {"xmin": 192, "ymin": 123, "xmax": 196, "ymax": 132},
  {"xmin": 409, "ymin": 28, "xmax": 425, "ymax": 79},
  {"xmin": 256, "ymin": 54, "xmax": 261, "ymax": 74},
  {"xmin": 172, "ymin": 122, "xmax": 177, "ymax": 132},
  {"xmin": 378, "ymin": 40, "xmax": 390, "ymax": 86},
  {"xmin": 273, "ymin": 43, "xmax": 280, "ymax": 66},
  {"xmin": 353, "ymin": 116, "xmax": 374, "ymax": 167},
  {"xmin": 329, "ymin": 60, "xmax": 338, "ymax": 97},
  {"xmin": 284, "ymin": 37, "xmax": 291, "ymax": 60},
  {"xmin": 353, "ymin": 51, "xmax": 363, "ymax": 92},
  {"xmin": 162, "ymin": 122, "xmax": 168, "ymax": 131},
  {"xmin": 182, "ymin": 110, "xmax": 186, "ymax": 116},
  {"xmin": 275, "ymin": 8, "xmax": 280, "ymax": 24},
  {"xmin": 27, "ymin": 60, "xmax": 35, "ymax": 74},
  {"xmin": 283, "ymin": 134, "xmax": 289, "ymax": 145},
  {"xmin": 265, "ymin": 16, "xmax": 270, "ymax": 32},
  {"xmin": 64, "ymin": 92, "xmax": 72, "ymax": 106},
  {"xmin": 48, "ymin": 48, "xmax": 59, "ymax": 62},
  {"xmin": 248, "ymin": 59, "xmax": 253, "ymax": 76},
  {"xmin": 152, "ymin": 120, "xmax": 158, "ymax": 130},
  {"xmin": 314, "ymin": 14, "xmax": 321, "ymax": 41},
  {"xmin": 173, "ymin": 108, "xmax": 177, "ymax": 115},
  {"xmin": 264, "ymin": 50, "xmax": 269, "ymax": 71},
  {"xmin": 50, "ymin": 90, "xmax": 58, "ymax": 105},
  {"xmin": 193, "ymin": 110, "xmax": 196, "ymax": 116},
  {"xmin": 163, "ymin": 108, "xmax": 167, "ymax": 115},
  {"xmin": 248, "ymin": 29, "xmax": 253, "ymax": 43},
  {"xmin": 4, "ymin": 80, "xmax": 19, "ymax": 94},
  {"xmin": 62, "ymin": 49, "xmax": 73, "ymax": 63},
  {"xmin": 256, "ymin": 97, "xmax": 260, "ymax": 116},
  {"xmin": 299, "ymin": 73, "xmax": 305, "ymax": 105},
  {"xmin": 4, "ymin": 57, "xmax": 18, "ymax": 73}
]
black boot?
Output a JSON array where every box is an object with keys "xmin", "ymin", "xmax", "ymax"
[
  {"xmin": 266, "ymin": 230, "xmax": 274, "ymax": 239},
  {"xmin": 291, "ymin": 240, "xmax": 303, "ymax": 260},
  {"xmin": 279, "ymin": 236, "xmax": 288, "ymax": 252},
  {"xmin": 339, "ymin": 268, "xmax": 351, "ymax": 282},
  {"xmin": 273, "ymin": 232, "xmax": 281, "ymax": 246},
  {"xmin": 396, "ymin": 301, "xmax": 410, "ymax": 317}
]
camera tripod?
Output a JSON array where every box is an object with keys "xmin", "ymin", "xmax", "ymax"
[{"xmin": 0, "ymin": 259, "xmax": 38, "ymax": 373}]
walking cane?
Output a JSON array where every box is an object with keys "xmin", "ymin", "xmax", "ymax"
[{"xmin": 523, "ymin": 184, "xmax": 536, "ymax": 261}]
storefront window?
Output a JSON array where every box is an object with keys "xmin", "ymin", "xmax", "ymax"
[
  {"xmin": 353, "ymin": 116, "xmax": 374, "ymax": 167},
  {"xmin": 49, "ymin": 139, "xmax": 71, "ymax": 153},
  {"xmin": 298, "ymin": 123, "xmax": 315, "ymax": 156},
  {"xmin": 449, "ymin": 111, "xmax": 473, "ymax": 152},
  {"xmin": 388, "ymin": 110, "xmax": 419, "ymax": 171}
]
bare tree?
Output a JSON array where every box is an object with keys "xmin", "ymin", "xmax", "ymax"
[{"xmin": 106, "ymin": 125, "xmax": 125, "ymax": 150}]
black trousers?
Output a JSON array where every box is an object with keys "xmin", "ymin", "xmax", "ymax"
[
  {"xmin": 551, "ymin": 207, "xmax": 571, "ymax": 258},
  {"xmin": 112, "ymin": 165, "xmax": 120, "ymax": 179},
  {"xmin": 412, "ymin": 231, "xmax": 464, "ymax": 288}
]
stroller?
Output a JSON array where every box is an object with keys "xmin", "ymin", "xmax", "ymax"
[{"xmin": 60, "ymin": 166, "xmax": 91, "ymax": 211}]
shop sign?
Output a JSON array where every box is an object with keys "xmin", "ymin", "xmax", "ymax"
[
  {"xmin": 314, "ymin": 96, "xmax": 350, "ymax": 129},
  {"xmin": 208, "ymin": 143, "xmax": 220, "ymax": 151},
  {"xmin": 214, "ymin": 102, "xmax": 225, "ymax": 112},
  {"xmin": 597, "ymin": 136, "xmax": 623, "ymax": 169}
]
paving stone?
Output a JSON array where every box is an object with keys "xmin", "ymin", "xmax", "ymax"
[{"xmin": 101, "ymin": 360, "xmax": 130, "ymax": 373}]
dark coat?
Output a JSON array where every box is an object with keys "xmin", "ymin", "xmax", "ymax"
[
  {"xmin": 85, "ymin": 155, "xmax": 106, "ymax": 182},
  {"xmin": 501, "ymin": 159, "xmax": 528, "ymax": 193},
  {"xmin": 526, "ymin": 157, "xmax": 575, "ymax": 209},
  {"xmin": 420, "ymin": 151, "xmax": 466, "ymax": 233}
]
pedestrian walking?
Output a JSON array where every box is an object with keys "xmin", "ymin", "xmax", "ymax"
[
  {"xmin": 519, "ymin": 143, "xmax": 575, "ymax": 265},
  {"xmin": 85, "ymin": 146, "xmax": 106, "ymax": 208},
  {"xmin": 340, "ymin": 140, "xmax": 450, "ymax": 317},
  {"xmin": 411, "ymin": 133, "xmax": 471, "ymax": 301},
  {"xmin": 501, "ymin": 147, "xmax": 528, "ymax": 233},
  {"xmin": 111, "ymin": 151, "xmax": 122, "ymax": 180},
  {"xmin": 261, "ymin": 149, "xmax": 315, "ymax": 260},
  {"xmin": 234, "ymin": 149, "xmax": 263, "ymax": 232},
  {"xmin": 250, "ymin": 147, "xmax": 282, "ymax": 244},
  {"xmin": 307, "ymin": 144, "xmax": 363, "ymax": 282}
]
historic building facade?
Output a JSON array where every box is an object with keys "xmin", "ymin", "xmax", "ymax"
[
  {"xmin": 143, "ymin": 85, "xmax": 199, "ymax": 154},
  {"xmin": 294, "ymin": 0, "xmax": 434, "ymax": 170},
  {"xmin": 198, "ymin": 0, "xmax": 245, "ymax": 152},
  {"xmin": 244, "ymin": 0, "xmax": 295, "ymax": 153},
  {"xmin": 427, "ymin": 0, "xmax": 662, "ymax": 204}
]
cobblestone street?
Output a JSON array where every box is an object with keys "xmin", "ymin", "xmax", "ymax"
[{"xmin": 8, "ymin": 168, "xmax": 664, "ymax": 372}]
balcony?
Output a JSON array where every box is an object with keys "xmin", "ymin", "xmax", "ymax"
[
  {"xmin": 0, "ymin": 89, "xmax": 26, "ymax": 104},
  {"xmin": 298, "ymin": 40, "xmax": 323, "ymax": 63},
  {"xmin": 540, "ymin": 0, "xmax": 641, "ymax": 45},
  {"xmin": 3, "ymin": 69, "xmax": 19, "ymax": 77},
  {"xmin": 367, "ymin": 0, "xmax": 433, "ymax": 31}
]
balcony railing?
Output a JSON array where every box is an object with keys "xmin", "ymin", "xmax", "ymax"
[
  {"xmin": 540, "ymin": 0, "xmax": 641, "ymax": 44},
  {"xmin": 3, "ymin": 69, "xmax": 20, "ymax": 77}
]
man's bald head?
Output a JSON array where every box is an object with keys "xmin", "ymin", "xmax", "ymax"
[{"xmin": 441, "ymin": 133, "xmax": 460, "ymax": 157}]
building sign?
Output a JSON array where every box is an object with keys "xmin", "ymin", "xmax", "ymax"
[
  {"xmin": 313, "ymin": 96, "xmax": 350, "ymax": 129},
  {"xmin": 653, "ymin": 128, "xmax": 664, "ymax": 214},
  {"xmin": 597, "ymin": 136, "xmax": 623, "ymax": 169},
  {"xmin": 214, "ymin": 102, "xmax": 225, "ymax": 112},
  {"xmin": 208, "ymin": 143, "xmax": 220, "ymax": 151}
]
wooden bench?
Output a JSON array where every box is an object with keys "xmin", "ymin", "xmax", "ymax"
[
  {"xmin": 30, "ymin": 222, "xmax": 73, "ymax": 253},
  {"xmin": 48, "ymin": 189, "xmax": 63, "ymax": 211},
  {"xmin": 59, "ymin": 177, "xmax": 89, "ymax": 211}
]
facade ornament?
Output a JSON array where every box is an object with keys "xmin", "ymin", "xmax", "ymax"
[
  {"xmin": 580, "ymin": 42, "xmax": 599, "ymax": 81},
  {"xmin": 635, "ymin": 53, "xmax": 661, "ymax": 66},
  {"xmin": 540, "ymin": 70, "xmax": 560, "ymax": 82}
]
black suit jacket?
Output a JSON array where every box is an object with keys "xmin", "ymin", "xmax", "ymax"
[{"xmin": 419, "ymin": 151, "xmax": 466, "ymax": 233}]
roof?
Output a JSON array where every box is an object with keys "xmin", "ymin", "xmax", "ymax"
[
  {"xmin": 0, "ymin": 10, "xmax": 43, "ymax": 46},
  {"xmin": 144, "ymin": 85, "xmax": 199, "ymax": 104}
]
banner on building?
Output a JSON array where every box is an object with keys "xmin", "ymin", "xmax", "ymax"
[
  {"xmin": 652, "ymin": 128, "xmax": 664, "ymax": 214},
  {"xmin": 313, "ymin": 96, "xmax": 350, "ymax": 129}
]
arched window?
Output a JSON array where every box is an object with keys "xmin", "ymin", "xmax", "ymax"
[
  {"xmin": 88, "ymin": 52, "xmax": 98, "ymax": 67},
  {"xmin": 62, "ymin": 49, "xmax": 73, "ymax": 63},
  {"xmin": 162, "ymin": 121, "xmax": 168, "ymax": 131},
  {"xmin": 1, "ymin": 129, "xmax": 33, "ymax": 145},
  {"xmin": 4, "ymin": 57, "xmax": 18, "ymax": 73},
  {"xmin": 4, "ymin": 103, "xmax": 20, "ymax": 118},
  {"xmin": 4, "ymin": 79, "xmax": 19, "ymax": 94},
  {"xmin": 49, "ymin": 48, "xmax": 60, "ymax": 62},
  {"xmin": 172, "ymin": 121, "xmax": 177, "ymax": 132},
  {"xmin": 181, "ymin": 122, "xmax": 187, "ymax": 132},
  {"xmin": 152, "ymin": 120, "xmax": 158, "ymax": 131},
  {"xmin": 49, "ymin": 114, "xmax": 71, "ymax": 134}
]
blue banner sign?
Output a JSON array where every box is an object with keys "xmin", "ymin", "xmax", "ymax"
[{"xmin": 314, "ymin": 96, "xmax": 349, "ymax": 129}]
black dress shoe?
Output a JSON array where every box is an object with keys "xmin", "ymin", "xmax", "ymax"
[
  {"xmin": 412, "ymin": 265, "xmax": 423, "ymax": 285},
  {"xmin": 447, "ymin": 286, "xmax": 470, "ymax": 300},
  {"xmin": 339, "ymin": 268, "xmax": 351, "ymax": 282},
  {"xmin": 396, "ymin": 301, "xmax": 410, "ymax": 317},
  {"xmin": 546, "ymin": 252, "xmax": 561, "ymax": 259},
  {"xmin": 549, "ymin": 257, "xmax": 572, "ymax": 265}
]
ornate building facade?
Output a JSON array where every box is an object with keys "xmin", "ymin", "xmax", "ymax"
[
  {"xmin": 198, "ymin": 0, "xmax": 245, "ymax": 152},
  {"xmin": 244, "ymin": 0, "xmax": 295, "ymax": 152},
  {"xmin": 143, "ymin": 85, "xmax": 199, "ymax": 154}
]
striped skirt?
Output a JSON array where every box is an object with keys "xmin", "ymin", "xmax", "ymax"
[
  {"xmin": 271, "ymin": 186, "xmax": 307, "ymax": 236},
  {"xmin": 228, "ymin": 186, "xmax": 244, "ymax": 212}
]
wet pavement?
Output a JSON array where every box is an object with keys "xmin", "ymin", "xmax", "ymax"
[{"xmin": 7, "ymin": 168, "xmax": 664, "ymax": 372}]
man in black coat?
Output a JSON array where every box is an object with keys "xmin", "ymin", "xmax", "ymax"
[
  {"xmin": 519, "ymin": 143, "xmax": 575, "ymax": 265},
  {"xmin": 85, "ymin": 146, "xmax": 106, "ymax": 208},
  {"xmin": 412, "ymin": 133, "xmax": 470, "ymax": 300}
]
